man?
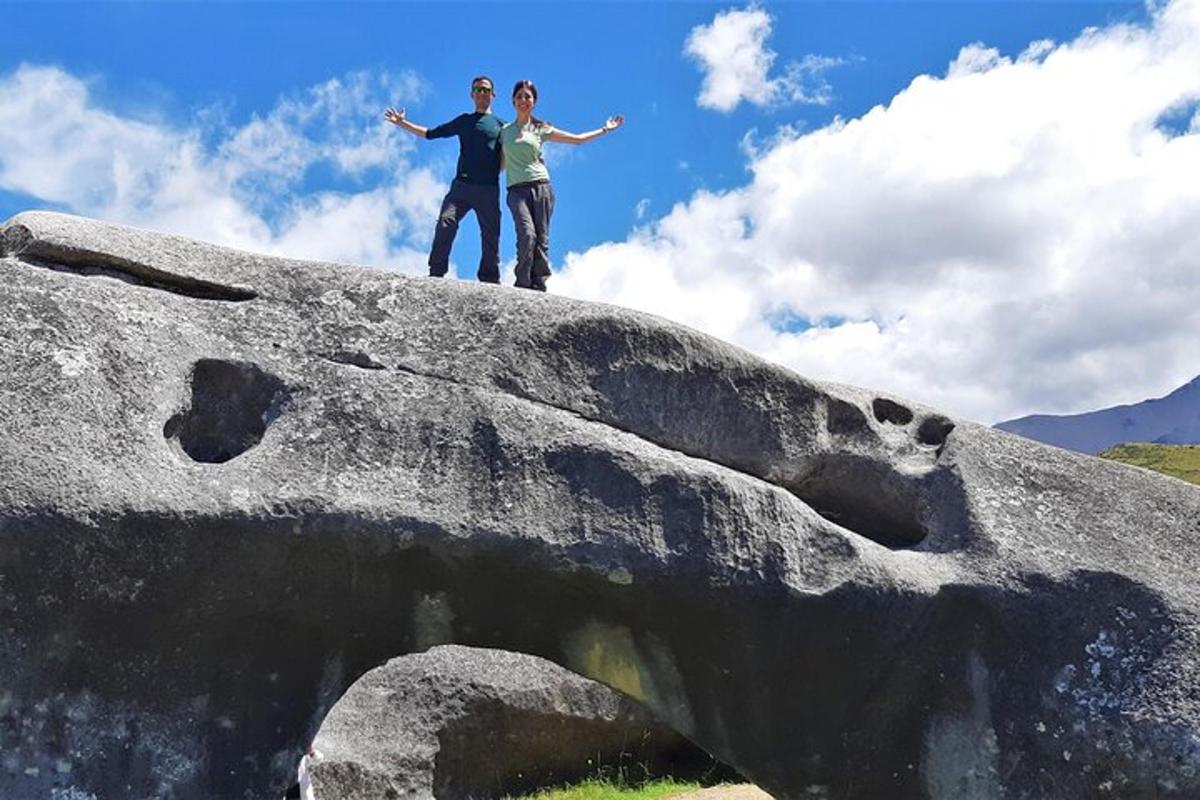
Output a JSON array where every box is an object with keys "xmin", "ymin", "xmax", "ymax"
[{"xmin": 385, "ymin": 76, "xmax": 504, "ymax": 283}]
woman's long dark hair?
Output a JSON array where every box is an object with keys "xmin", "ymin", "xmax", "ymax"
[{"xmin": 512, "ymin": 79, "xmax": 548, "ymax": 128}]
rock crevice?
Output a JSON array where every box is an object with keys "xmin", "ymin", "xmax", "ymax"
[{"xmin": 3, "ymin": 222, "xmax": 257, "ymax": 302}]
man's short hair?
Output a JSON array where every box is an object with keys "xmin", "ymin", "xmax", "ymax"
[{"xmin": 471, "ymin": 75, "xmax": 495, "ymax": 92}]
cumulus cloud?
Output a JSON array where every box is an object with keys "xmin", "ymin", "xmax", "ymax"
[
  {"xmin": 685, "ymin": 5, "xmax": 839, "ymax": 112},
  {"xmin": 0, "ymin": 64, "xmax": 440, "ymax": 272},
  {"xmin": 559, "ymin": 0, "xmax": 1200, "ymax": 423}
]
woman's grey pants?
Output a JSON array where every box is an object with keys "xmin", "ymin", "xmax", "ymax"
[{"xmin": 506, "ymin": 181, "xmax": 555, "ymax": 290}]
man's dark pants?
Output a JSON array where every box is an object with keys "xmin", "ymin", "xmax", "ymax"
[{"xmin": 428, "ymin": 178, "xmax": 501, "ymax": 283}]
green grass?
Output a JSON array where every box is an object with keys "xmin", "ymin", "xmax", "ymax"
[
  {"xmin": 1099, "ymin": 443, "xmax": 1200, "ymax": 486},
  {"xmin": 508, "ymin": 777, "xmax": 701, "ymax": 800}
]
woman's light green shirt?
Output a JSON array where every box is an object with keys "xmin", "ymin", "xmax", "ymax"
[{"xmin": 500, "ymin": 121, "xmax": 554, "ymax": 188}]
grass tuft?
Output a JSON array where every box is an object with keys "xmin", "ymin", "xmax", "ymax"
[
  {"xmin": 1099, "ymin": 443, "xmax": 1200, "ymax": 486},
  {"xmin": 507, "ymin": 777, "xmax": 700, "ymax": 800}
]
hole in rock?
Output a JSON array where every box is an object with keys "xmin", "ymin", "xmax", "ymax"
[
  {"xmin": 825, "ymin": 398, "xmax": 870, "ymax": 437},
  {"xmin": 794, "ymin": 454, "xmax": 927, "ymax": 548},
  {"xmin": 164, "ymin": 359, "xmax": 290, "ymax": 463},
  {"xmin": 872, "ymin": 398, "xmax": 914, "ymax": 426},
  {"xmin": 917, "ymin": 416, "xmax": 955, "ymax": 448}
]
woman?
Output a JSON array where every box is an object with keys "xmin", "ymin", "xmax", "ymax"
[{"xmin": 500, "ymin": 79, "xmax": 624, "ymax": 291}]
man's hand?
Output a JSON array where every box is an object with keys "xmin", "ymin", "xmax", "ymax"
[{"xmin": 385, "ymin": 107, "xmax": 428, "ymax": 138}]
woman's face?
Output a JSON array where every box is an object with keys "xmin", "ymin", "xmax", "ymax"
[{"xmin": 513, "ymin": 89, "xmax": 536, "ymax": 115}]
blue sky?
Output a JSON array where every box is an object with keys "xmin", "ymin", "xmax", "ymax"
[
  {"xmin": 1, "ymin": 1, "xmax": 1146, "ymax": 262},
  {"xmin": 3, "ymin": 1, "xmax": 1199, "ymax": 423}
]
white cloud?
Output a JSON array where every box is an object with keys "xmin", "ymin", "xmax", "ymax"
[
  {"xmin": 558, "ymin": 0, "xmax": 1200, "ymax": 424},
  {"xmin": 0, "ymin": 64, "xmax": 440, "ymax": 273},
  {"xmin": 685, "ymin": 6, "xmax": 839, "ymax": 112}
]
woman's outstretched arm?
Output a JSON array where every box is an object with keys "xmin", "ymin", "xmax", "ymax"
[{"xmin": 546, "ymin": 115, "xmax": 624, "ymax": 145}]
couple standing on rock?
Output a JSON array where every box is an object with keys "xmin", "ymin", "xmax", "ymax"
[{"xmin": 385, "ymin": 75, "xmax": 623, "ymax": 291}]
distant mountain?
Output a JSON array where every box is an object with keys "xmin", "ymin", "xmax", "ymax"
[{"xmin": 995, "ymin": 375, "xmax": 1200, "ymax": 454}]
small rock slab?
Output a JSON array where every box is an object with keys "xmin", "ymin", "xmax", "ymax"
[{"xmin": 310, "ymin": 645, "xmax": 729, "ymax": 799}]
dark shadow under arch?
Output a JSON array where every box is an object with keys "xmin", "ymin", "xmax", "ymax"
[{"xmin": 1, "ymin": 511, "xmax": 1192, "ymax": 800}]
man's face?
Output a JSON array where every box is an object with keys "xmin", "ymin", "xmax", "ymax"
[{"xmin": 471, "ymin": 81, "xmax": 494, "ymax": 112}]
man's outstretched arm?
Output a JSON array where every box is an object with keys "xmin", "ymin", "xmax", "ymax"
[{"xmin": 384, "ymin": 107, "xmax": 429, "ymax": 138}]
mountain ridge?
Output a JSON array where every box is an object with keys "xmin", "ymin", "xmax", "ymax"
[{"xmin": 996, "ymin": 375, "xmax": 1200, "ymax": 454}]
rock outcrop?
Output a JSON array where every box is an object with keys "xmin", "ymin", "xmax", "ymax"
[
  {"xmin": 2, "ymin": 211, "xmax": 1200, "ymax": 799},
  {"xmin": 309, "ymin": 645, "xmax": 730, "ymax": 799}
]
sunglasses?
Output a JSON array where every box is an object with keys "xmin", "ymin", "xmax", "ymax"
[{"xmin": 472, "ymin": 86, "xmax": 494, "ymax": 95}]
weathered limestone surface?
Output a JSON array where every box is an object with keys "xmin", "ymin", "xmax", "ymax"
[
  {"xmin": 309, "ymin": 645, "xmax": 727, "ymax": 799},
  {"xmin": 1, "ymin": 211, "xmax": 1199, "ymax": 799}
]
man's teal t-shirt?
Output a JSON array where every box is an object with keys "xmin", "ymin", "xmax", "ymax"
[{"xmin": 425, "ymin": 112, "xmax": 505, "ymax": 186}]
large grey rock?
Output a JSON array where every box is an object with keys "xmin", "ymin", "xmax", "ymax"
[
  {"xmin": 1, "ymin": 211, "xmax": 1199, "ymax": 800},
  {"xmin": 308, "ymin": 645, "xmax": 727, "ymax": 799}
]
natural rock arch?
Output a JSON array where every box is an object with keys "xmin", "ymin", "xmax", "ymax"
[{"xmin": 3, "ymin": 212, "xmax": 1200, "ymax": 799}]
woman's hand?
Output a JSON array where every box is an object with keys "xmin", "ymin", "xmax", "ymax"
[
  {"xmin": 603, "ymin": 115, "xmax": 625, "ymax": 132},
  {"xmin": 384, "ymin": 108, "xmax": 407, "ymax": 126}
]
